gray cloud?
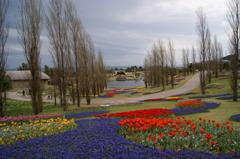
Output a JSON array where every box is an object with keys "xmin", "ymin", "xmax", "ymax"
[{"xmin": 6, "ymin": 0, "xmax": 229, "ymax": 69}]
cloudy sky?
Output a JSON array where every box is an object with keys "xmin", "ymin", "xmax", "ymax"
[{"xmin": 6, "ymin": 0, "xmax": 229, "ymax": 69}]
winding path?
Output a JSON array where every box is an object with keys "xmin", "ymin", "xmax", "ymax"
[{"xmin": 7, "ymin": 73, "xmax": 200, "ymax": 104}]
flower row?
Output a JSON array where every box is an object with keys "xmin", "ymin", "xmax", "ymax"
[
  {"xmin": 0, "ymin": 118, "xmax": 77, "ymax": 146},
  {"xmin": 0, "ymin": 114, "xmax": 63, "ymax": 122},
  {"xmin": 65, "ymin": 111, "xmax": 109, "ymax": 119},
  {"xmin": 175, "ymin": 100, "xmax": 204, "ymax": 108},
  {"xmin": 94, "ymin": 108, "xmax": 174, "ymax": 118},
  {"xmin": 0, "ymin": 118, "xmax": 238, "ymax": 158},
  {"xmin": 230, "ymin": 114, "xmax": 240, "ymax": 121},
  {"xmin": 142, "ymin": 97, "xmax": 184, "ymax": 102},
  {"xmin": 118, "ymin": 117, "xmax": 240, "ymax": 154}
]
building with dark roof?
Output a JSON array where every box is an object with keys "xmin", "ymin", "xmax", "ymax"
[{"xmin": 6, "ymin": 71, "xmax": 50, "ymax": 89}]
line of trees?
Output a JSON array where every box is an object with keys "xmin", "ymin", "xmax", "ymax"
[
  {"xmin": 181, "ymin": 8, "xmax": 224, "ymax": 96},
  {"xmin": 0, "ymin": 0, "xmax": 106, "ymax": 116},
  {"xmin": 194, "ymin": 3, "xmax": 238, "ymax": 101},
  {"xmin": 17, "ymin": 0, "xmax": 44, "ymax": 114},
  {"xmin": 0, "ymin": 0, "xmax": 9, "ymax": 117},
  {"xmin": 227, "ymin": 0, "xmax": 240, "ymax": 101},
  {"xmin": 46, "ymin": 0, "xmax": 106, "ymax": 110},
  {"xmin": 144, "ymin": 39, "xmax": 175, "ymax": 90}
]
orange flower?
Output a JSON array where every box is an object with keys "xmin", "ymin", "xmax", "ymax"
[
  {"xmin": 205, "ymin": 134, "xmax": 212, "ymax": 140},
  {"xmin": 169, "ymin": 131, "xmax": 176, "ymax": 137},
  {"xmin": 199, "ymin": 129, "xmax": 205, "ymax": 133},
  {"xmin": 153, "ymin": 137, "xmax": 157, "ymax": 143},
  {"xmin": 210, "ymin": 141, "xmax": 217, "ymax": 146},
  {"xmin": 158, "ymin": 133, "xmax": 165, "ymax": 138},
  {"xmin": 135, "ymin": 138, "xmax": 140, "ymax": 141},
  {"xmin": 191, "ymin": 125, "xmax": 197, "ymax": 130},
  {"xmin": 215, "ymin": 123, "xmax": 221, "ymax": 127}
]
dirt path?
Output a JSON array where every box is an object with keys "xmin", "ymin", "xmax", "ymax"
[{"xmin": 7, "ymin": 73, "xmax": 200, "ymax": 104}]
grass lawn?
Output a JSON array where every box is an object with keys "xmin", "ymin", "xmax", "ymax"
[{"xmin": 5, "ymin": 74, "xmax": 239, "ymax": 125}]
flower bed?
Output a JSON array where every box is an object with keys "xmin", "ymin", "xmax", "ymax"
[
  {"xmin": 130, "ymin": 91, "xmax": 139, "ymax": 95},
  {"xmin": 65, "ymin": 111, "xmax": 109, "ymax": 119},
  {"xmin": 106, "ymin": 94, "xmax": 115, "ymax": 97},
  {"xmin": 189, "ymin": 95, "xmax": 213, "ymax": 99},
  {"xmin": 98, "ymin": 94, "xmax": 114, "ymax": 98},
  {"xmin": 94, "ymin": 108, "xmax": 174, "ymax": 118},
  {"xmin": 230, "ymin": 114, "xmax": 240, "ymax": 121},
  {"xmin": 217, "ymin": 85, "xmax": 224, "ymax": 89},
  {"xmin": 170, "ymin": 108, "xmax": 208, "ymax": 115},
  {"xmin": 172, "ymin": 92, "xmax": 196, "ymax": 97},
  {"xmin": 0, "ymin": 118, "xmax": 77, "ymax": 146},
  {"xmin": 0, "ymin": 114, "xmax": 63, "ymax": 122},
  {"xmin": 118, "ymin": 117, "xmax": 239, "ymax": 154},
  {"xmin": 210, "ymin": 93, "xmax": 231, "ymax": 97},
  {"xmin": 216, "ymin": 95, "xmax": 240, "ymax": 100},
  {"xmin": 114, "ymin": 91, "xmax": 127, "ymax": 94},
  {"xmin": 0, "ymin": 118, "xmax": 238, "ymax": 158},
  {"xmin": 175, "ymin": 100, "xmax": 204, "ymax": 109},
  {"xmin": 202, "ymin": 102, "xmax": 220, "ymax": 109},
  {"xmin": 166, "ymin": 97, "xmax": 184, "ymax": 101},
  {"xmin": 142, "ymin": 97, "xmax": 183, "ymax": 102}
]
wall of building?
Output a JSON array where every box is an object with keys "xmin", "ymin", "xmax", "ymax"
[{"xmin": 11, "ymin": 80, "xmax": 49, "ymax": 90}]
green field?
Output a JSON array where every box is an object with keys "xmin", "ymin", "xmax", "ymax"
[{"xmin": 4, "ymin": 74, "xmax": 240, "ymax": 126}]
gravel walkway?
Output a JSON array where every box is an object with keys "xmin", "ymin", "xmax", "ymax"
[{"xmin": 7, "ymin": 73, "xmax": 200, "ymax": 104}]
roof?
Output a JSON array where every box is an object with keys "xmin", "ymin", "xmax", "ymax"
[{"xmin": 6, "ymin": 71, "xmax": 50, "ymax": 81}]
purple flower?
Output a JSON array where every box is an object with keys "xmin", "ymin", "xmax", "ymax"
[
  {"xmin": 0, "ymin": 118, "xmax": 239, "ymax": 158},
  {"xmin": 65, "ymin": 111, "xmax": 109, "ymax": 119},
  {"xmin": 230, "ymin": 114, "xmax": 240, "ymax": 121},
  {"xmin": 0, "ymin": 114, "xmax": 63, "ymax": 122},
  {"xmin": 170, "ymin": 108, "xmax": 208, "ymax": 115}
]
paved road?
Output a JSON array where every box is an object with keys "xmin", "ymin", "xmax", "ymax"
[{"xmin": 7, "ymin": 73, "xmax": 200, "ymax": 104}]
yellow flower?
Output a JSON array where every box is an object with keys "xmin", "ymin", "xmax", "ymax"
[
  {"xmin": 4, "ymin": 128, "xmax": 9, "ymax": 132},
  {"xmin": 19, "ymin": 130, "xmax": 24, "ymax": 133},
  {"xmin": 0, "ymin": 137, "xmax": 2, "ymax": 141}
]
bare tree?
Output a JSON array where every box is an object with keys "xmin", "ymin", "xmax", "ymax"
[
  {"xmin": 196, "ymin": 8, "xmax": 210, "ymax": 95},
  {"xmin": 65, "ymin": 0, "xmax": 81, "ymax": 106},
  {"xmin": 143, "ymin": 55, "xmax": 150, "ymax": 88},
  {"xmin": 0, "ymin": 0, "xmax": 9, "ymax": 117},
  {"xmin": 182, "ymin": 48, "xmax": 187, "ymax": 76},
  {"xmin": 168, "ymin": 39, "xmax": 175, "ymax": 88},
  {"xmin": 227, "ymin": 0, "xmax": 239, "ymax": 101},
  {"xmin": 191, "ymin": 45, "xmax": 196, "ymax": 74},
  {"xmin": 95, "ymin": 50, "xmax": 106, "ymax": 96},
  {"xmin": 164, "ymin": 49, "xmax": 169, "ymax": 86},
  {"xmin": 212, "ymin": 35, "xmax": 220, "ymax": 78},
  {"xmin": 185, "ymin": 48, "xmax": 190, "ymax": 75},
  {"xmin": 218, "ymin": 43, "xmax": 224, "ymax": 73},
  {"xmin": 152, "ymin": 43, "xmax": 160, "ymax": 86},
  {"xmin": 206, "ymin": 34, "xmax": 212, "ymax": 84},
  {"xmin": 17, "ymin": 0, "xmax": 43, "ymax": 114},
  {"xmin": 46, "ymin": 0, "xmax": 69, "ymax": 111},
  {"xmin": 158, "ymin": 40, "xmax": 166, "ymax": 90}
]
